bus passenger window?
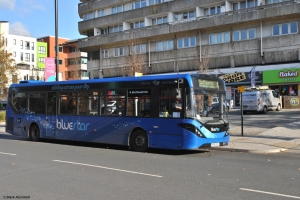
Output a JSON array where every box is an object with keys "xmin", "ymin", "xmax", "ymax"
[
  {"xmin": 59, "ymin": 92, "xmax": 76, "ymax": 115},
  {"xmin": 12, "ymin": 92, "xmax": 27, "ymax": 113},
  {"xmin": 29, "ymin": 92, "xmax": 46, "ymax": 114},
  {"xmin": 67, "ymin": 98, "xmax": 77, "ymax": 115},
  {"xmin": 100, "ymin": 90, "xmax": 126, "ymax": 116}
]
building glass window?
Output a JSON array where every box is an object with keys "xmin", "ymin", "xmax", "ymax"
[
  {"xmin": 282, "ymin": 23, "xmax": 289, "ymax": 34},
  {"xmin": 132, "ymin": 44, "xmax": 146, "ymax": 54},
  {"xmin": 240, "ymin": 1, "xmax": 246, "ymax": 9},
  {"xmin": 98, "ymin": 9, "xmax": 105, "ymax": 17},
  {"xmin": 157, "ymin": 40, "xmax": 174, "ymax": 51},
  {"xmin": 233, "ymin": 3, "xmax": 239, "ymax": 10},
  {"xmin": 114, "ymin": 47, "xmax": 124, "ymax": 57},
  {"xmin": 217, "ymin": 33, "xmax": 222, "ymax": 43},
  {"xmin": 133, "ymin": 20, "xmax": 144, "ymax": 28},
  {"xmin": 248, "ymin": 0, "xmax": 255, "ymax": 7},
  {"xmin": 233, "ymin": 31, "xmax": 240, "ymax": 40},
  {"xmin": 210, "ymin": 7, "xmax": 216, "ymax": 15},
  {"xmin": 112, "ymin": 7, "xmax": 117, "ymax": 14},
  {"xmin": 25, "ymin": 53, "xmax": 30, "ymax": 62},
  {"xmin": 291, "ymin": 22, "xmax": 298, "ymax": 33},
  {"xmin": 233, "ymin": 29, "xmax": 255, "ymax": 41},
  {"xmin": 177, "ymin": 37, "xmax": 196, "ymax": 48},
  {"xmin": 225, "ymin": 32, "xmax": 230, "ymax": 42},
  {"xmin": 273, "ymin": 25, "xmax": 280, "ymax": 35},
  {"xmin": 204, "ymin": 8, "xmax": 209, "ymax": 15},
  {"xmin": 102, "ymin": 50, "xmax": 109, "ymax": 58},
  {"xmin": 117, "ymin": 5, "xmax": 123, "ymax": 12},
  {"xmin": 241, "ymin": 30, "xmax": 247, "ymax": 40},
  {"xmin": 210, "ymin": 32, "xmax": 230, "ymax": 44},
  {"xmin": 39, "ymin": 46, "xmax": 46, "ymax": 54},
  {"xmin": 210, "ymin": 35, "xmax": 216, "ymax": 44},
  {"xmin": 13, "ymin": 39, "xmax": 16, "ymax": 45},
  {"xmin": 273, "ymin": 22, "xmax": 298, "ymax": 36},
  {"xmin": 249, "ymin": 29, "xmax": 255, "ymax": 39}
]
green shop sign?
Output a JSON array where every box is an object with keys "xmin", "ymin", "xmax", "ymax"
[{"xmin": 263, "ymin": 68, "xmax": 300, "ymax": 84}]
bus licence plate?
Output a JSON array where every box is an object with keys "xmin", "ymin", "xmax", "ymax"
[{"xmin": 211, "ymin": 143, "xmax": 220, "ymax": 147}]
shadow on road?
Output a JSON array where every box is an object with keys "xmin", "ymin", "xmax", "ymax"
[{"xmin": 0, "ymin": 132, "xmax": 208, "ymax": 156}]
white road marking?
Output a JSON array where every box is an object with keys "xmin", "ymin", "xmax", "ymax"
[
  {"xmin": 0, "ymin": 152, "xmax": 16, "ymax": 156},
  {"xmin": 53, "ymin": 160, "xmax": 162, "ymax": 178},
  {"xmin": 240, "ymin": 188, "xmax": 300, "ymax": 199}
]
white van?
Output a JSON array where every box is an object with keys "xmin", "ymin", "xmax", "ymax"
[{"xmin": 242, "ymin": 89, "xmax": 281, "ymax": 114}]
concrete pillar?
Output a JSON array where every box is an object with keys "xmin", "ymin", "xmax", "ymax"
[
  {"xmin": 168, "ymin": 12, "xmax": 174, "ymax": 23},
  {"xmin": 230, "ymin": 56, "xmax": 235, "ymax": 68}
]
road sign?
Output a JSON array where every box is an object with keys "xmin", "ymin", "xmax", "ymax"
[{"xmin": 238, "ymin": 86, "xmax": 245, "ymax": 93}]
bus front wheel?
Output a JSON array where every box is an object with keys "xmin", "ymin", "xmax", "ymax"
[
  {"xmin": 30, "ymin": 124, "xmax": 40, "ymax": 142},
  {"xmin": 131, "ymin": 130, "xmax": 148, "ymax": 152}
]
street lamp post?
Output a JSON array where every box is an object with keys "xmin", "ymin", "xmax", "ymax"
[{"xmin": 55, "ymin": 0, "xmax": 59, "ymax": 81}]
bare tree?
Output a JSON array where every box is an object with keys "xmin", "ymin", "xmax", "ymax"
[
  {"xmin": 66, "ymin": 57, "xmax": 82, "ymax": 80},
  {"xmin": 195, "ymin": 46, "xmax": 210, "ymax": 74},
  {"xmin": 121, "ymin": 38, "xmax": 146, "ymax": 77},
  {"xmin": 0, "ymin": 33, "xmax": 17, "ymax": 99},
  {"xmin": 194, "ymin": 46, "xmax": 214, "ymax": 112}
]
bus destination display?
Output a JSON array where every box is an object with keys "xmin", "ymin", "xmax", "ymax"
[{"xmin": 198, "ymin": 80, "xmax": 219, "ymax": 89}]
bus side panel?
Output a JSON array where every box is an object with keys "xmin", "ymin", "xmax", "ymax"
[
  {"xmin": 75, "ymin": 117, "xmax": 131, "ymax": 145},
  {"xmin": 148, "ymin": 118, "xmax": 183, "ymax": 150},
  {"xmin": 5, "ymin": 106, "xmax": 28, "ymax": 137},
  {"xmin": 75, "ymin": 117, "xmax": 154, "ymax": 146},
  {"xmin": 181, "ymin": 120, "xmax": 230, "ymax": 149},
  {"xmin": 181, "ymin": 131, "xmax": 230, "ymax": 149}
]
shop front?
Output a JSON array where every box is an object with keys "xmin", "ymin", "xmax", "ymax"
[
  {"xmin": 263, "ymin": 68, "xmax": 300, "ymax": 109},
  {"xmin": 218, "ymin": 71, "xmax": 262, "ymax": 108}
]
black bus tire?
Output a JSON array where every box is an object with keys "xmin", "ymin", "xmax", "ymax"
[
  {"xmin": 30, "ymin": 124, "xmax": 40, "ymax": 142},
  {"xmin": 130, "ymin": 130, "xmax": 148, "ymax": 152}
]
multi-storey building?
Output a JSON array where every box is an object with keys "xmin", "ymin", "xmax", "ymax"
[
  {"xmin": 37, "ymin": 36, "xmax": 88, "ymax": 81},
  {"xmin": 37, "ymin": 36, "xmax": 70, "ymax": 81},
  {"xmin": 63, "ymin": 40, "xmax": 89, "ymax": 80},
  {"xmin": 1, "ymin": 21, "xmax": 37, "ymax": 82},
  {"xmin": 77, "ymin": 0, "xmax": 300, "ymax": 108}
]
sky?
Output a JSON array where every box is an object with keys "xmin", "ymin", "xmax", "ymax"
[{"xmin": 0, "ymin": 0, "xmax": 83, "ymax": 40}]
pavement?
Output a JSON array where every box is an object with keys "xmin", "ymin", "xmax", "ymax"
[
  {"xmin": 208, "ymin": 109, "xmax": 300, "ymax": 154},
  {"xmin": 1, "ymin": 114, "xmax": 300, "ymax": 154}
]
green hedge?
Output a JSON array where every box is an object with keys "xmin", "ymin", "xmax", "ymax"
[{"xmin": 0, "ymin": 111, "xmax": 5, "ymax": 122}]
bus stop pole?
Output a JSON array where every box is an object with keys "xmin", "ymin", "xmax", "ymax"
[{"xmin": 240, "ymin": 92, "xmax": 243, "ymax": 136}]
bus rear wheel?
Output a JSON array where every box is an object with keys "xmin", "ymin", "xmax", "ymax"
[
  {"xmin": 131, "ymin": 130, "xmax": 148, "ymax": 152},
  {"xmin": 30, "ymin": 124, "xmax": 40, "ymax": 142}
]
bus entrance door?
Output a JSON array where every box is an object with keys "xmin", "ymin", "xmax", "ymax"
[{"xmin": 46, "ymin": 92, "xmax": 57, "ymax": 138}]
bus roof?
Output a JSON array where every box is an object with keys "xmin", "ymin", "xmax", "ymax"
[{"xmin": 10, "ymin": 73, "xmax": 219, "ymax": 88}]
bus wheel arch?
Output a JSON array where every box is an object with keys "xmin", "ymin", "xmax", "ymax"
[
  {"xmin": 129, "ymin": 128, "xmax": 148, "ymax": 152},
  {"xmin": 29, "ymin": 123, "xmax": 40, "ymax": 142}
]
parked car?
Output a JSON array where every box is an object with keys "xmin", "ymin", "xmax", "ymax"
[
  {"xmin": 101, "ymin": 100, "xmax": 117, "ymax": 114},
  {"xmin": 209, "ymin": 97, "xmax": 230, "ymax": 114},
  {"xmin": 0, "ymin": 101, "xmax": 7, "ymax": 110},
  {"xmin": 242, "ymin": 89, "xmax": 280, "ymax": 114}
]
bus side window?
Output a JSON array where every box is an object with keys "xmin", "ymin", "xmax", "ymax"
[
  {"xmin": 47, "ymin": 92, "xmax": 57, "ymax": 115},
  {"xmin": 12, "ymin": 92, "xmax": 27, "ymax": 113}
]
